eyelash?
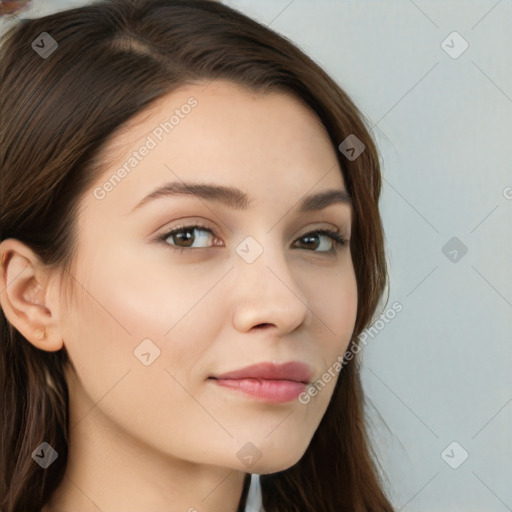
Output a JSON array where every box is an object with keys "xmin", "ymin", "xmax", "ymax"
[{"xmin": 156, "ymin": 223, "xmax": 348, "ymax": 254}]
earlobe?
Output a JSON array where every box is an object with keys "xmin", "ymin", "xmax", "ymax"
[{"xmin": 0, "ymin": 238, "xmax": 64, "ymax": 352}]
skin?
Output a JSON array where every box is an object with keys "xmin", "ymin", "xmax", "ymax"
[{"xmin": 0, "ymin": 80, "xmax": 357, "ymax": 512}]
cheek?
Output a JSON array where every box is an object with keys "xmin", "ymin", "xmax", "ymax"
[
  {"xmin": 61, "ymin": 246, "xmax": 227, "ymax": 387},
  {"xmin": 59, "ymin": 253, "xmax": 223, "ymax": 453},
  {"xmin": 99, "ymin": 242, "xmax": 228, "ymax": 334},
  {"xmin": 296, "ymin": 270, "xmax": 357, "ymax": 423},
  {"xmin": 308, "ymin": 261, "xmax": 358, "ymax": 356}
]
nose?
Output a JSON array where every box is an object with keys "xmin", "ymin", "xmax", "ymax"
[{"xmin": 230, "ymin": 239, "xmax": 310, "ymax": 335}]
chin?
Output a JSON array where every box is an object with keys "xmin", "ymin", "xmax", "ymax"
[{"xmin": 249, "ymin": 446, "xmax": 308, "ymax": 475}]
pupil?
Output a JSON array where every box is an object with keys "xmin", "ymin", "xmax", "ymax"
[
  {"xmin": 177, "ymin": 229, "xmax": 194, "ymax": 247},
  {"xmin": 302, "ymin": 235, "xmax": 318, "ymax": 249}
]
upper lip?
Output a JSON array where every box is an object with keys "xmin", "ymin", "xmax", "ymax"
[{"xmin": 209, "ymin": 361, "xmax": 313, "ymax": 384}]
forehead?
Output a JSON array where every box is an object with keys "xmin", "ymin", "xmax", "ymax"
[{"xmin": 83, "ymin": 80, "xmax": 346, "ymax": 217}]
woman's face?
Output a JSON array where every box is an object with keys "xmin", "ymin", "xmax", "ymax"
[{"xmin": 59, "ymin": 80, "xmax": 357, "ymax": 475}]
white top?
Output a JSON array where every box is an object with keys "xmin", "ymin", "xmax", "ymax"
[{"xmin": 245, "ymin": 473, "xmax": 264, "ymax": 512}]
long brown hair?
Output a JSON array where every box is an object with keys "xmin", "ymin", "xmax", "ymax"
[{"xmin": 0, "ymin": 0, "xmax": 393, "ymax": 510}]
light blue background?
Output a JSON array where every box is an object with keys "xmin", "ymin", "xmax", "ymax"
[{"xmin": 3, "ymin": 1, "xmax": 511, "ymax": 510}]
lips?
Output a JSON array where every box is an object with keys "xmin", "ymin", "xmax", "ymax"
[{"xmin": 209, "ymin": 361, "xmax": 313, "ymax": 384}]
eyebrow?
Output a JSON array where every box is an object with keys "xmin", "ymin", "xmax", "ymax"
[{"xmin": 129, "ymin": 181, "xmax": 352, "ymax": 213}]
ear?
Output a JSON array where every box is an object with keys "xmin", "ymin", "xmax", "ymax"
[{"xmin": 0, "ymin": 238, "xmax": 64, "ymax": 352}]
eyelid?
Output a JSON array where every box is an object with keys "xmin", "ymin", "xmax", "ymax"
[
  {"xmin": 154, "ymin": 220, "xmax": 348, "ymax": 241},
  {"xmin": 156, "ymin": 221, "xmax": 217, "ymax": 246},
  {"xmin": 155, "ymin": 221, "xmax": 349, "ymax": 254}
]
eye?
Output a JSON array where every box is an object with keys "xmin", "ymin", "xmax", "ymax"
[
  {"xmin": 157, "ymin": 224, "xmax": 348, "ymax": 254},
  {"xmin": 158, "ymin": 223, "xmax": 216, "ymax": 253},
  {"xmin": 293, "ymin": 229, "xmax": 348, "ymax": 253}
]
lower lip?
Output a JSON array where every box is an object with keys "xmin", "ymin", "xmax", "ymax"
[{"xmin": 209, "ymin": 378, "xmax": 307, "ymax": 403}]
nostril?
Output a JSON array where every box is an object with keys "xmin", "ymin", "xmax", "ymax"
[{"xmin": 255, "ymin": 323, "xmax": 272, "ymax": 329}]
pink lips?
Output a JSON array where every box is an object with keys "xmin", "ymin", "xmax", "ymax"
[{"xmin": 208, "ymin": 361, "xmax": 313, "ymax": 403}]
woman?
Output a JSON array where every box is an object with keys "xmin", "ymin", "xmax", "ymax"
[{"xmin": 0, "ymin": 0, "xmax": 393, "ymax": 510}]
